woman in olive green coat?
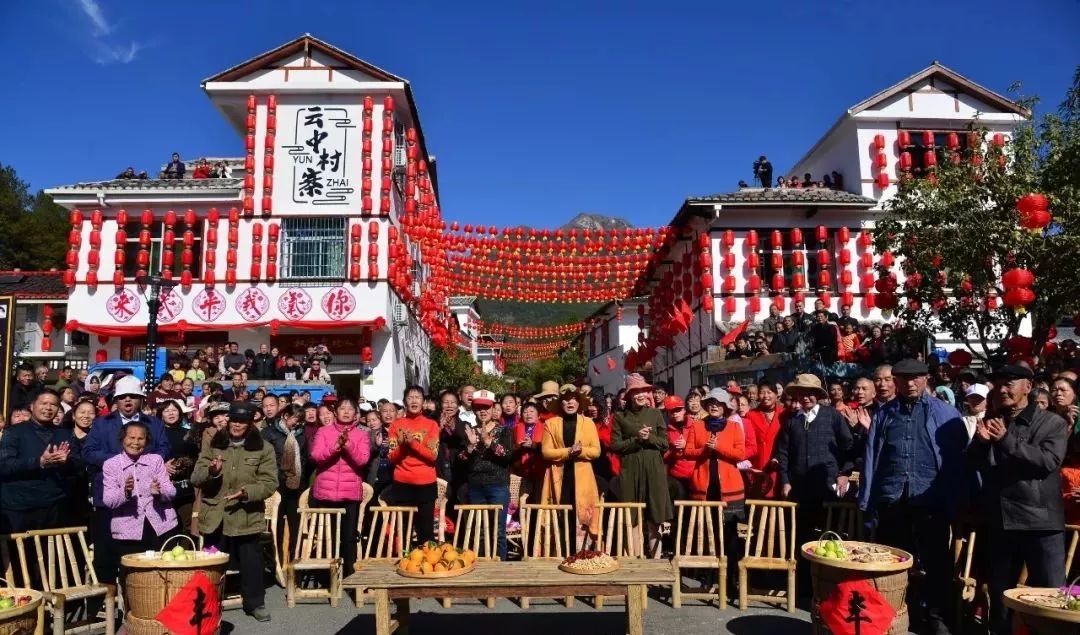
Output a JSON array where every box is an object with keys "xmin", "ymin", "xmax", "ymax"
[
  {"xmin": 192, "ymin": 402, "xmax": 277, "ymax": 622},
  {"xmin": 611, "ymin": 374, "xmax": 674, "ymax": 536}
]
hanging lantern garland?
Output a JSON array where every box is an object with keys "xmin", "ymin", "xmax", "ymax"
[
  {"xmin": 87, "ymin": 209, "xmax": 102, "ymax": 291},
  {"xmin": 361, "ymin": 95, "xmax": 374, "ymax": 215},
  {"xmin": 243, "ymin": 94, "xmax": 256, "ymax": 215},
  {"xmin": 64, "ymin": 209, "xmax": 82, "ymax": 287},
  {"xmin": 226, "ymin": 207, "xmax": 239, "ymax": 286},
  {"xmin": 262, "ymin": 95, "xmax": 276, "ymax": 215},
  {"xmin": 114, "ymin": 208, "xmax": 129, "ymax": 288},
  {"xmin": 40, "ymin": 304, "xmax": 53, "ymax": 352},
  {"xmin": 205, "ymin": 208, "xmax": 219, "ymax": 287},
  {"xmin": 181, "ymin": 209, "xmax": 196, "ymax": 287},
  {"xmin": 266, "ymin": 222, "xmax": 279, "ymax": 282}
]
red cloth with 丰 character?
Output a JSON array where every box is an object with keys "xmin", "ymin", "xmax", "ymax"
[
  {"xmin": 154, "ymin": 570, "xmax": 221, "ymax": 635},
  {"xmin": 817, "ymin": 578, "xmax": 896, "ymax": 635}
]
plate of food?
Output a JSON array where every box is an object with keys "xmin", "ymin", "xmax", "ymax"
[
  {"xmin": 396, "ymin": 541, "xmax": 477, "ymax": 578},
  {"xmin": 800, "ymin": 532, "xmax": 912, "ymax": 572},
  {"xmin": 558, "ymin": 550, "xmax": 619, "ymax": 575}
]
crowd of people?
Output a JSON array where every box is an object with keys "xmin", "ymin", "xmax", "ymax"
[
  {"xmin": 743, "ymin": 155, "xmax": 845, "ymax": 191},
  {"xmin": 115, "ymin": 153, "xmax": 232, "ymax": 180},
  {"xmin": 1, "ymin": 348, "xmax": 1077, "ymax": 633}
]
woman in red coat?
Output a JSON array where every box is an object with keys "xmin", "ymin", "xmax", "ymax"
[{"xmin": 741, "ymin": 381, "xmax": 785, "ymax": 498}]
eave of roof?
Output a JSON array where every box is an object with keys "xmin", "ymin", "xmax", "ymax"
[
  {"xmin": 45, "ymin": 178, "xmax": 242, "ymax": 194},
  {"xmin": 688, "ymin": 187, "xmax": 878, "ymax": 207},
  {"xmin": 201, "ymin": 33, "xmax": 404, "ymax": 85}
]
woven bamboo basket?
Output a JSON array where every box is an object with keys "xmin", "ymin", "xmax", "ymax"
[
  {"xmin": 120, "ymin": 536, "xmax": 229, "ymax": 626},
  {"xmin": 1002, "ymin": 579, "xmax": 1080, "ymax": 635},
  {"xmin": 0, "ymin": 585, "xmax": 41, "ymax": 635},
  {"xmin": 802, "ymin": 533, "xmax": 914, "ymax": 635}
]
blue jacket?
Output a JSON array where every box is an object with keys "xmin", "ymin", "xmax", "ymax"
[
  {"xmin": 83, "ymin": 412, "xmax": 170, "ymax": 507},
  {"xmin": 0, "ymin": 419, "xmax": 81, "ymax": 511},
  {"xmin": 859, "ymin": 394, "xmax": 969, "ymax": 515}
]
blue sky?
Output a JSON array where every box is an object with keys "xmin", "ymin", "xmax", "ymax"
[{"xmin": 1, "ymin": 0, "xmax": 1077, "ymax": 228}]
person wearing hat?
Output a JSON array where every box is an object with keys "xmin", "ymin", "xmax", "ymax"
[
  {"xmin": 968, "ymin": 364, "xmax": 1069, "ymax": 634},
  {"xmin": 859, "ymin": 358, "xmax": 969, "ymax": 634},
  {"xmin": 662, "ymin": 396, "xmax": 695, "ymax": 502},
  {"xmin": 192, "ymin": 401, "xmax": 278, "ymax": 622},
  {"xmin": 962, "ymin": 383, "xmax": 990, "ymax": 441},
  {"xmin": 681, "ymin": 387, "xmax": 746, "ymax": 588},
  {"xmin": 83, "ymin": 375, "xmax": 171, "ymax": 588},
  {"xmin": 612, "ymin": 374, "xmax": 674, "ymax": 540},
  {"xmin": 533, "ymin": 380, "xmax": 561, "ymax": 416},
  {"xmin": 541, "ymin": 384, "xmax": 602, "ymax": 548},
  {"xmin": 455, "ymin": 390, "xmax": 514, "ymax": 559},
  {"xmin": 774, "ymin": 374, "xmax": 854, "ymax": 568}
]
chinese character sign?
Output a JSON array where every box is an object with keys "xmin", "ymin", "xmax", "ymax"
[
  {"xmin": 235, "ymin": 288, "xmax": 270, "ymax": 322},
  {"xmin": 157, "ymin": 288, "xmax": 184, "ymax": 323},
  {"xmin": 278, "ymin": 288, "xmax": 313, "ymax": 321},
  {"xmin": 281, "ymin": 105, "xmax": 357, "ymax": 210},
  {"xmin": 192, "ymin": 289, "xmax": 226, "ymax": 323},
  {"xmin": 818, "ymin": 578, "xmax": 895, "ymax": 635},
  {"xmin": 321, "ymin": 287, "xmax": 355, "ymax": 321},
  {"xmin": 106, "ymin": 289, "xmax": 141, "ymax": 323}
]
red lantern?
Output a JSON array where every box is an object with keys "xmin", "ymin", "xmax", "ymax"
[
  {"xmin": 947, "ymin": 349, "xmax": 973, "ymax": 367},
  {"xmin": 817, "ymin": 249, "xmax": 831, "ymax": 266},
  {"xmin": 792, "ymin": 272, "xmax": 805, "ymax": 288},
  {"xmin": 722, "ymin": 230, "xmax": 734, "ymax": 248},
  {"xmin": 1003, "ymin": 287, "xmax": 1035, "ymax": 307},
  {"xmin": 841, "ymin": 291, "xmax": 854, "ymax": 307},
  {"xmin": 838, "ymin": 249, "xmax": 851, "ymax": 265},
  {"xmin": 873, "ymin": 134, "xmax": 886, "ymax": 150},
  {"xmin": 880, "ymin": 251, "xmax": 894, "ymax": 267},
  {"xmin": 723, "ymin": 252, "xmax": 735, "ymax": 270},
  {"xmin": 747, "ymin": 275, "xmax": 762, "ymax": 293},
  {"xmin": 746, "ymin": 230, "xmax": 758, "ymax": 248},
  {"xmin": 747, "ymin": 252, "xmax": 760, "ymax": 269},
  {"xmin": 817, "ymin": 270, "xmax": 830, "ymax": 288},
  {"xmin": 96, "ymin": 349, "xmax": 108, "ymax": 364},
  {"xmin": 840, "ymin": 270, "xmax": 853, "ymax": 286},
  {"xmin": 790, "ymin": 228, "xmax": 803, "ymax": 245},
  {"xmin": 992, "ymin": 133, "xmax": 1005, "ymax": 147},
  {"xmin": 876, "ymin": 173, "xmax": 890, "ymax": 189},
  {"xmin": 1002, "ymin": 268, "xmax": 1035, "ymax": 289},
  {"xmin": 837, "ymin": 227, "xmax": 850, "ymax": 244},
  {"xmin": 877, "ymin": 292, "xmax": 898, "ymax": 310},
  {"xmin": 771, "ymin": 230, "xmax": 783, "ymax": 249},
  {"xmin": 898, "ymin": 130, "xmax": 911, "ymax": 147},
  {"xmin": 702, "ymin": 295, "xmax": 714, "ymax": 312},
  {"xmin": 924, "ymin": 151, "xmax": 937, "ymax": 168},
  {"xmin": 771, "ymin": 273, "xmax": 785, "ymax": 290},
  {"xmin": 861, "ymin": 253, "xmax": 873, "ymax": 269},
  {"xmin": 899, "ymin": 152, "xmax": 913, "ymax": 171},
  {"xmin": 816, "ymin": 226, "xmax": 828, "ymax": 243},
  {"xmin": 874, "ymin": 152, "xmax": 888, "ymax": 169},
  {"xmin": 946, "ymin": 132, "xmax": 960, "ymax": 150},
  {"xmin": 792, "ymin": 251, "xmax": 805, "ymax": 267},
  {"xmin": 922, "ymin": 130, "xmax": 935, "ymax": 147},
  {"xmin": 723, "ymin": 297, "xmax": 736, "ymax": 313}
]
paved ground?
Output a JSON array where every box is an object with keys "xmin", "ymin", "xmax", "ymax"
[{"xmin": 216, "ymin": 588, "xmax": 814, "ymax": 635}]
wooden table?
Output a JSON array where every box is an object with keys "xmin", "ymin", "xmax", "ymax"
[{"xmin": 342, "ymin": 560, "xmax": 674, "ymax": 635}]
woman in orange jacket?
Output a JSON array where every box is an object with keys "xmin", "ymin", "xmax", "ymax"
[{"xmin": 386, "ymin": 385, "xmax": 441, "ymax": 544}]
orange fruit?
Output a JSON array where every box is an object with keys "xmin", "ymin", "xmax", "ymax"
[
  {"xmin": 424, "ymin": 549, "xmax": 441, "ymax": 565},
  {"xmin": 462, "ymin": 549, "xmax": 477, "ymax": 565},
  {"xmin": 397, "ymin": 558, "xmax": 409, "ymax": 569},
  {"xmin": 419, "ymin": 561, "xmax": 433, "ymax": 574},
  {"xmin": 409, "ymin": 549, "xmax": 424, "ymax": 562},
  {"xmin": 448, "ymin": 558, "xmax": 465, "ymax": 570},
  {"xmin": 434, "ymin": 562, "xmax": 448, "ymax": 572}
]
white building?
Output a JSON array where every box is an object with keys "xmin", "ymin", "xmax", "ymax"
[
  {"xmin": 448, "ymin": 296, "xmax": 503, "ymax": 376},
  {"xmin": 585, "ymin": 63, "xmax": 1029, "ymax": 396},
  {"xmin": 47, "ymin": 35, "xmax": 440, "ymax": 398}
]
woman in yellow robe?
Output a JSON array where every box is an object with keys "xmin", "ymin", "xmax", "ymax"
[{"xmin": 541, "ymin": 384, "xmax": 601, "ymax": 547}]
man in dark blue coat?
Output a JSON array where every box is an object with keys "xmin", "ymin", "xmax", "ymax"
[
  {"xmin": 82, "ymin": 375, "xmax": 170, "ymax": 587},
  {"xmin": 0, "ymin": 390, "xmax": 80, "ymax": 532},
  {"xmin": 859, "ymin": 358, "xmax": 970, "ymax": 635}
]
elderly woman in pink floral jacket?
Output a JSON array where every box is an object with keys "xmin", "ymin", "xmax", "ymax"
[{"xmin": 101, "ymin": 420, "xmax": 179, "ymax": 556}]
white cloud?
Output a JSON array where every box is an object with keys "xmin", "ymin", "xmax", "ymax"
[
  {"xmin": 72, "ymin": 0, "xmax": 145, "ymax": 65},
  {"xmin": 76, "ymin": 0, "xmax": 112, "ymax": 36}
]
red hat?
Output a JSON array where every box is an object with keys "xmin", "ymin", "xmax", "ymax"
[{"xmin": 662, "ymin": 396, "xmax": 685, "ymax": 411}]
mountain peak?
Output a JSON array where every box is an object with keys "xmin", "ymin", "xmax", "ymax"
[{"xmin": 562, "ymin": 213, "xmax": 633, "ymax": 231}]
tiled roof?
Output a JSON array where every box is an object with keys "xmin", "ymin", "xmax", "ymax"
[
  {"xmin": 689, "ymin": 187, "xmax": 877, "ymax": 207},
  {"xmin": 0, "ymin": 271, "xmax": 68, "ymax": 299},
  {"xmin": 449, "ymin": 296, "xmax": 477, "ymax": 307},
  {"xmin": 48, "ymin": 178, "xmax": 242, "ymax": 192}
]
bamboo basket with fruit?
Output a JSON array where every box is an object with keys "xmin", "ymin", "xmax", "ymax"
[
  {"xmin": 396, "ymin": 541, "xmax": 477, "ymax": 578},
  {"xmin": 1003, "ymin": 578, "xmax": 1080, "ymax": 635},
  {"xmin": 120, "ymin": 535, "xmax": 229, "ymax": 634},
  {"xmin": 801, "ymin": 532, "xmax": 913, "ymax": 635},
  {"xmin": 0, "ymin": 580, "xmax": 41, "ymax": 635}
]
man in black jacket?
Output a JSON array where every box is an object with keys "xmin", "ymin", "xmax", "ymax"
[
  {"xmin": 968, "ymin": 365, "xmax": 1068, "ymax": 634},
  {"xmin": 8, "ymin": 366, "xmax": 42, "ymax": 412},
  {"xmin": 251, "ymin": 344, "xmax": 276, "ymax": 381},
  {"xmin": 259, "ymin": 396, "xmax": 307, "ymax": 566},
  {"xmin": 0, "ymin": 390, "xmax": 79, "ymax": 531}
]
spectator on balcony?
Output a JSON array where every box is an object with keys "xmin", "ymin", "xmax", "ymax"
[
  {"xmin": 277, "ymin": 356, "xmax": 304, "ymax": 381},
  {"xmin": 770, "ymin": 316, "xmax": 801, "ymax": 355},
  {"xmin": 9, "ymin": 366, "xmax": 42, "ymax": 412},
  {"xmin": 789, "ymin": 298, "xmax": 814, "ymax": 332},
  {"xmin": 192, "ymin": 160, "xmax": 213, "ymax": 179},
  {"xmin": 162, "ymin": 153, "xmax": 185, "ymax": 180},
  {"xmin": 72, "ymin": 368, "xmax": 89, "ymax": 395},
  {"xmin": 753, "ymin": 155, "xmax": 773, "ymax": 189},
  {"xmin": 222, "ymin": 373, "xmax": 247, "ymax": 402},
  {"xmin": 211, "ymin": 161, "xmax": 231, "ymax": 178},
  {"xmin": 836, "ymin": 304, "xmax": 859, "ymax": 330},
  {"xmin": 808, "ymin": 310, "xmax": 841, "ymax": 365},
  {"xmin": 789, "ymin": 175, "xmax": 802, "ymax": 188},
  {"xmin": 753, "ymin": 335, "xmax": 771, "ymax": 357},
  {"xmin": 148, "ymin": 375, "xmax": 183, "ymax": 408},
  {"xmin": 831, "ymin": 171, "xmax": 843, "ymax": 190},
  {"xmin": 814, "ymin": 298, "xmax": 839, "ymax": 323},
  {"xmin": 251, "ymin": 344, "xmax": 277, "ymax": 381},
  {"xmin": 222, "ymin": 342, "xmax": 246, "ymax": 375},
  {"xmin": 167, "ymin": 359, "xmax": 187, "ymax": 384},
  {"xmin": 185, "ymin": 358, "xmax": 206, "ymax": 384},
  {"xmin": 762, "ymin": 304, "xmax": 783, "ymax": 335},
  {"xmin": 34, "ymin": 364, "xmax": 49, "ymax": 386},
  {"xmin": 309, "ymin": 344, "xmax": 333, "ymax": 368},
  {"xmin": 53, "ymin": 366, "xmax": 74, "ymax": 391},
  {"xmin": 302, "ymin": 360, "xmax": 331, "ymax": 384},
  {"xmin": 822, "ymin": 174, "xmax": 834, "ymax": 189},
  {"xmin": 776, "ymin": 176, "xmax": 787, "ymax": 188},
  {"xmin": 168, "ymin": 345, "xmax": 191, "ymax": 370},
  {"xmin": 802, "ymin": 173, "xmax": 814, "ymax": 188},
  {"xmin": 115, "ymin": 167, "xmax": 137, "ymax": 179},
  {"xmin": 840, "ymin": 323, "xmax": 866, "ymax": 362}
]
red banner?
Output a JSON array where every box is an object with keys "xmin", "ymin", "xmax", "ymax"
[{"xmin": 155, "ymin": 570, "xmax": 222, "ymax": 635}]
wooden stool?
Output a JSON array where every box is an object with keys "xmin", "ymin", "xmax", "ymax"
[
  {"xmin": 287, "ymin": 507, "xmax": 345, "ymax": 607},
  {"xmin": 823, "ymin": 500, "xmax": 865, "ymax": 541},
  {"xmin": 520, "ymin": 502, "xmax": 575, "ymax": 609},
  {"xmin": 592, "ymin": 502, "xmax": 647, "ymax": 610},
  {"xmin": 738, "ymin": 500, "xmax": 797, "ymax": 612},
  {"xmin": 672, "ymin": 500, "xmax": 727, "ymax": 609},
  {"xmin": 12, "ymin": 526, "xmax": 115, "ymax": 635},
  {"xmin": 442, "ymin": 504, "xmax": 503, "ymax": 608}
]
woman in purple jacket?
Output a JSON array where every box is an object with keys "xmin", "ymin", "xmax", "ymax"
[
  {"xmin": 101, "ymin": 421, "xmax": 179, "ymax": 556},
  {"xmin": 310, "ymin": 397, "xmax": 371, "ymax": 575}
]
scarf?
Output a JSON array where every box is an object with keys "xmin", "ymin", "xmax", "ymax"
[
  {"xmin": 273, "ymin": 417, "xmax": 303, "ymax": 440},
  {"xmin": 704, "ymin": 415, "xmax": 728, "ymax": 433},
  {"xmin": 282, "ymin": 433, "xmax": 302, "ymax": 490}
]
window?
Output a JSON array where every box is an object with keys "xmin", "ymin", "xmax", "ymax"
[
  {"xmin": 281, "ymin": 217, "xmax": 347, "ymax": 280},
  {"xmin": 123, "ymin": 220, "xmax": 203, "ymax": 278},
  {"xmin": 601, "ymin": 320, "xmax": 611, "ymax": 352},
  {"xmin": 899, "ymin": 130, "xmax": 971, "ymax": 174}
]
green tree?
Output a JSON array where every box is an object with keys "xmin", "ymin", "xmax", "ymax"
[
  {"xmin": 0, "ymin": 163, "xmax": 69, "ymax": 270},
  {"xmin": 428, "ymin": 346, "xmax": 508, "ymax": 394},
  {"xmin": 874, "ymin": 68, "xmax": 1080, "ymax": 362},
  {"xmin": 504, "ymin": 347, "xmax": 586, "ymax": 396}
]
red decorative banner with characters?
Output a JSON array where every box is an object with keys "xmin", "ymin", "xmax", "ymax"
[
  {"xmin": 157, "ymin": 288, "xmax": 184, "ymax": 323},
  {"xmin": 236, "ymin": 287, "xmax": 270, "ymax": 322},
  {"xmin": 105, "ymin": 288, "xmax": 141, "ymax": 323},
  {"xmin": 817, "ymin": 578, "xmax": 896, "ymax": 635},
  {"xmin": 154, "ymin": 570, "xmax": 221, "ymax": 635},
  {"xmin": 192, "ymin": 288, "xmax": 226, "ymax": 323},
  {"xmin": 278, "ymin": 288, "xmax": 312, "ymax": 320},
  {"xmin": 321, "ymin": 287, "xmax": 355, "ymax": 321}
]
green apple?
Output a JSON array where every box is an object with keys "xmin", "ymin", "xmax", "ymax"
[
  {"xmin": 0, "ymin": 597, "xmax": 14, "ymax": 610},
  {"xmin": 171, "ymin": 545, "xmax": 186, "ymax": 556}
]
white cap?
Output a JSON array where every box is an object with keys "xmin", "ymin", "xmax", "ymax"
[
  {"xmin": 358, "ymin": 402, "xmax": 374, "ymax": 413},
  {"xmin": 113, "ymin": 375, "xmax": 145, "ymax": 398},
  {"xmin": 965, "ymin": 384, "xmax": 989, "ymax": 400},
  {"xmin": 393, "ymin": 400, "xmax": 405, "ymax": 409}
]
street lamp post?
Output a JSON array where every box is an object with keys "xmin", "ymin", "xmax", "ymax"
[{"xmin": 136, "ymin": 273, "xmax": 179, "ymax": 389}]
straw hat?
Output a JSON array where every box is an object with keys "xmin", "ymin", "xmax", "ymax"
[
  {"xmin": 534, "ymin": 380, "xmax": 560, "ymax": 400},
  {"xmin": 701, "ymin": 388, "xmax": 735, "ymax": 411},
  {"xmin": 785, "ymin": 374, "xmax": 828, "ymax": 399},
  {"xmin": 624, "ymin": 373, "xmax": 652, "ymax": 395},
  {"xmin": 555, "ymin": 383, "xmax": 591, "ymax": 412}
]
